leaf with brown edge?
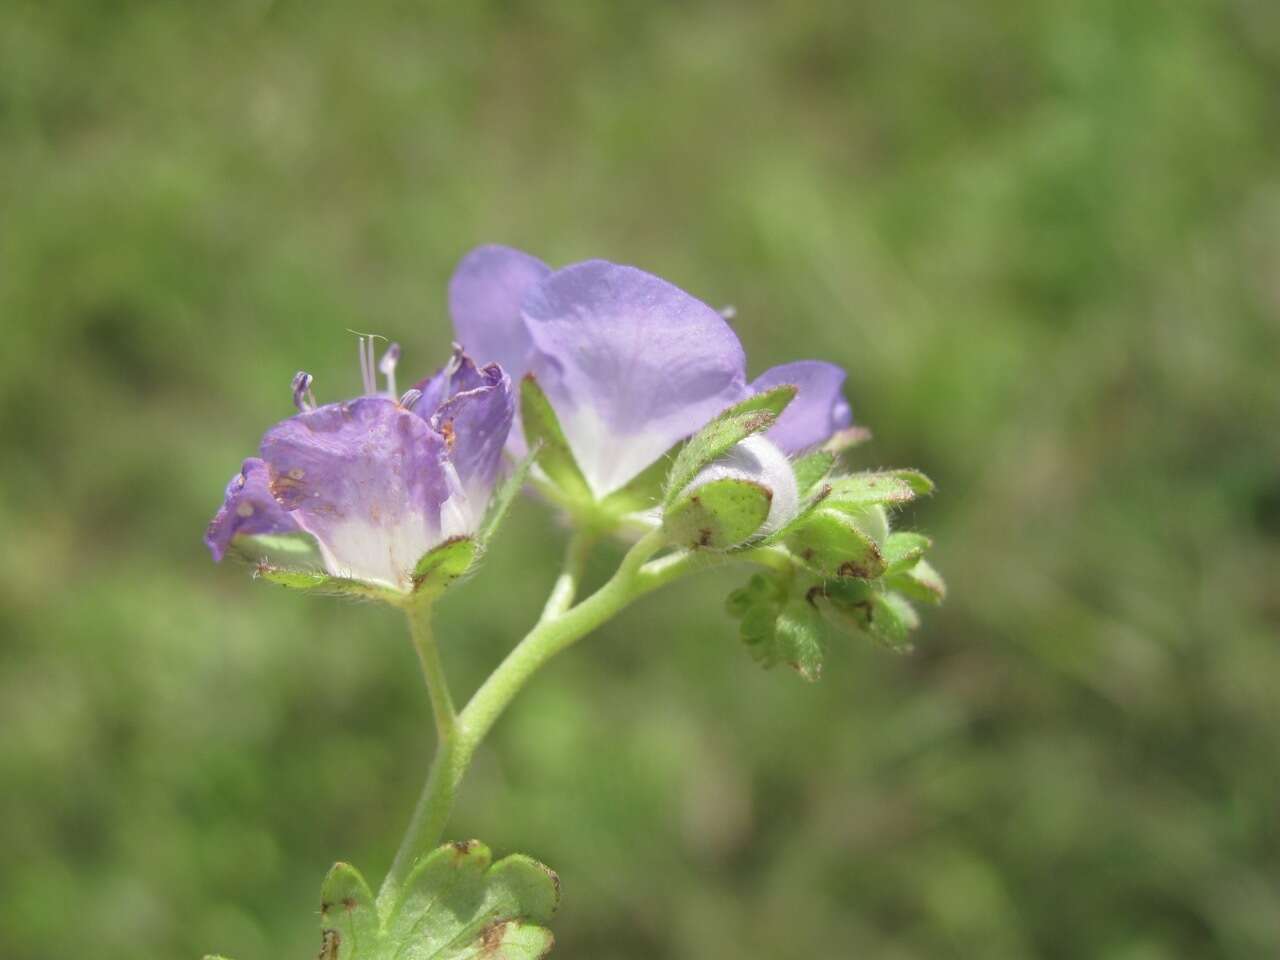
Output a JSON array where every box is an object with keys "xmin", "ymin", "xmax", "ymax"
[
  {"xmin": 385, "ymin": 840, "xmax": 558, "ymax": 959},
  {"xmin": 301, "ymin": 844, "xmax": 559, "ymax": 959},
  {"xmin": 319, "ymin": 862, "xmax": 378, "ymax": 960}
]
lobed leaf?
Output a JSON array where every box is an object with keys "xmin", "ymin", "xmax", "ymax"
[
  {"xmin": 386, "ymin": 840, "xmax": 559, "ymax": 960},
  {"xmin": 728, "ymin": 572, "xmax": 831, "ymax": 681},
  {"xmin": 319, "ymin": 862, "xmax": 379, "ymax": 960}
]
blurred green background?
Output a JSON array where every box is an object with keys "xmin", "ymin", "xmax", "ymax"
[{"xmin": 3, "ymin": 1, "xmax": 1278, "ymax": 957}]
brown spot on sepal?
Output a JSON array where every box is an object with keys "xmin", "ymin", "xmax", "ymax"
[
  {"xmin": 480, "ymin": 920, "xmax": 507, "ymax": 954},
  {"xmin": 317, "ymin": 929, "xmax": 340, "ymax": 960},
  {"xmin": 838, "ymin": 562, "xmax": 872, "ymax": 579},
  {"xmin": 451, "ymin": 839, "xmax": 478, "ymax": 857}
]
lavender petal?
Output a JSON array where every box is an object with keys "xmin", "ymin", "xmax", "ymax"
[
  {"xmin": 448, "ymin": 245, "xmax": 551, "ymax": 382},
  {"xmin": 205, "ymin": 457, "xmax": 301, "ymax": 561},
  {"xmin": 521, "ymin": 260, "xmax": 749, "ymax": 496},
  {"xmin": 751, "ymin": 360, "xmax": 853, "ymax": 454},
  {"xmin": 430, "ymin": 363, "xmax": 515, "ymax": 529},
  {"xmin": 259, "ymin": 397, "xmax": 450, "ymax": 589}
]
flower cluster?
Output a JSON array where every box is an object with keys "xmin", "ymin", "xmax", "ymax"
[
  {"xmin": 204, "ymin": 245, "xmax": 945, "ymax": 959},
  {"xmin": 207, "ymin": 245, "xmax": 941, "ymax": 658}
]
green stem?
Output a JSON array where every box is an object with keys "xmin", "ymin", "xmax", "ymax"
[
  {"xmin": 457, "ymin": 529, "xmax": 665, "ymax": 750},
  {"xmin": 539, "ymin": 531, "xmax": 595, "ymax": 623},
  {"xmin": 406, "ymin": 602, "xmax": 455, "ymax": 741},
  {"xmin": 376, "ymin": 529, "xmax": 746, "ymax": 917}
]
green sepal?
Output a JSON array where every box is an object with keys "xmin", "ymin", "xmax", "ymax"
[
  {"xmin": 318, "ymin": 862, "xmax": 379, "ymax": 959},
  {"xmin": 252, "ymin": 564, "xmax": 402, "ymax": 603},
  {"xmin": 886, "ymin": 557, "xmax": 946, "ymax": 604},
  {"xmin": 662, "ymin": 385, "xmax": 796, "ymax": 506},
  {"xmin": 823, "ymin": 469, "xmax": 934, "ymax": 513},
  {"xmin": 819, "ymin": 581, "xmax": 919, "ymax": 653},
  {"xmin": 664, "ymin": 476, "xmax": 773, "ymax": 550},
  {"xmin": 784, "ymin": 507, "xmax": 886, "ymax": 580},
  {"xmin": 882, "ymin": 531, "xmax": 932, "ymax": 574},
  {"xmin": 385, "ymin": 840, "xmax": 559, "ymax": 960},
  {"xmin": 791, "ymin": 450, "xmax": 835, "ymax": 494},
  {"xmin": 478, "ymin": 444, "xmax": 542, "ymax": 546},
  {"xmin": 521, "ymin": 374, "xmax": 591, "ymax": 501},
  {"xmin": 412, "ymin": 536, "xmax": 478, "ymax": 597}
]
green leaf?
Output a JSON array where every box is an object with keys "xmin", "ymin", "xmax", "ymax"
[
  {"xmin": 386, "ymin": 840, "xmax": 558, "ymax": 959},
  {"xmin": 866, "ymin": 592, "xmax": 918, "ymax": 652},
  {"xmin": 252, "ymin": 564, "xmax": 402, "ymax": 603},
  {"xmin": 773, "ymin": 587, "xmax": 830, "ymax": 681},
  {"xmin": 662, "ymin": 385, "xmax": 796, "ymax": 506},
  {"xmin": 313, "ymin": 845, "xmax": 559, "ymax": 959},
  {"xmin": 882, "ymin": 532, "xmax": 932, "ymax": 574},
  {"xmin": 521, "ymin": 375, "xmax": 591, "ymax": 500},
  {"xmin": 784, "ymin": 507, "xmax": 886, "ymax": 580},
  {"xmin": 663, "ymin": 477, "xmax": 772, "ymax": 550},
  {"xmin": 319, "ymin": 862, "xmax": 379, "ymax": 960},
  {"xmin": 412, "ymin": 536, "xmax": 478, "ymax": 596},
  {"xmin": 886, "ymin": 557, "xmax": 947, "ymax": 604},
  {"xmin": 478, "ymin": 444, "xmax": 542, "ymax": 546},
  {"xmin": 727, "ymin": 572, "xmax": 830, "ymax": 681}
]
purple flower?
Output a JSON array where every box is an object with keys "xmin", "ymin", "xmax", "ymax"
[
  {"xmin": 447, "ymin": 246, "xmax": 853, "ymax": 497},
  {"xmin": 206, "ymin": 339, "xmax": 513, "ymax": 591},
  {"xmin": 204, "ymin": 458, "xmax": 301, "ymax": 562}
]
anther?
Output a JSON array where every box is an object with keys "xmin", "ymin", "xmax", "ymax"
[
  {"xmin": 398, "ymin": 387, "xmax": 423, "ymax": 411},
  {"xmin": 291, "ymin": 371, "xmax": 316, "ymax": 412}
]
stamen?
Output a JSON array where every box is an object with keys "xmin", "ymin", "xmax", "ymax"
[
  {"xmin": 358, "ymin": 337, "xmax": 376, "ymax": 395},
  {"xmin": 398, "ymin": 387, "xmax": 423, "ymax": 411},
  {"xmin": 719, "ymin": 305, "xmax": 737, "ymax": 320},
  {"xmin": 291, "ymin": 371, "xmax": 316, "ymax": 412},
  {"xmin": 379, "ymin": 342, "xmax": 401, "ymax": 397}
]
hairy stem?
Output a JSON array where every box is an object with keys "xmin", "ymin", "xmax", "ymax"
[
  {"xmin": 377, "ymin": 529, "xmax": 747, "ymax": 917},
  {"xmin": 538, "ymin": 531, "xmax": 595, "ymax": 623},
  {"xmin": 406, "ymin": 602, "xmax": 455, "ymax": 741}
]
